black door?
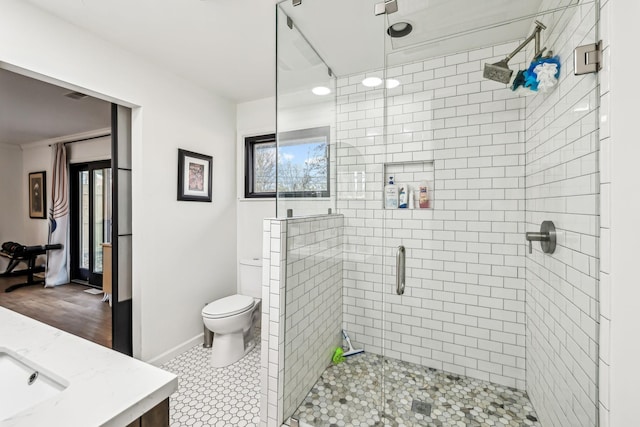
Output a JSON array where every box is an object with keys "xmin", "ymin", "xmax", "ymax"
[{"xmin": 70, "ymin": 160, "xmax": 112, "ymax": 287}]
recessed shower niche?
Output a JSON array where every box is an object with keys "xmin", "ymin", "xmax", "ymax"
[{"xmin": 384, "ymin": 160, "xmax": 435, "ymax": 210}]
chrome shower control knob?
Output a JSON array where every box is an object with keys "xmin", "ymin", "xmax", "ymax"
[{"xmin": 525, "ymin": 221, "xmax": 556, "ymax": 254}]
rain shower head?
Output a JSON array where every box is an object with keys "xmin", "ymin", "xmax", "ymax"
[
  {"xmin": 483, "ymin": 20, "xmax": 547, "ymax": 84},
  {"xmin": 483, "ymin": 59, "xmax": 514, "ymax": 84}
]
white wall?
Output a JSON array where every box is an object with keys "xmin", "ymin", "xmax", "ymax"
[
  {"xmin": 0, "ymin": 144, "xmax": 24, "ymax": 252},
  {"xmin": 20, "ymin": 144, "xmax": 50, "ymax": 246},
  {"xmin": 604, "ymin": 0, "xmax": 640, "ymax": 426},
  {"xmin": 0, "ymin": 0, "xmax": 237, "ymax": 362},
  {"xmin": 236, "ymin": 97, "xmax": 276, "ymax": 263},
  {"xmin": 67, "ymin": 133, "xmax": 111, "ymax": 163},
  {"xmin": 235, "ymin": 96, "xmax": 337, "ymax": 265}
]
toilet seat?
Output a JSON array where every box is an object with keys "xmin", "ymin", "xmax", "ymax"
[{"xmin": 202, "ymin": 294, "xmax": 255, "ymax": 319}]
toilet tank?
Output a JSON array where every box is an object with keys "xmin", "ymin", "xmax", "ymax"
[{"xmin": 239, "ymin": 258, "xmax": 262, "ymax": 298}]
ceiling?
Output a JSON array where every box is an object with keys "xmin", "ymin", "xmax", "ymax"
[
  {"xmin": 24, "ymin": 0, "xmax": 279, "ymax": 103},
  {"xmin": 0, "ymin": 68, "xmax": 111, "ymax": 146},
  {"xmin": 3, "ymin": 0, "xmax": 579, "ymax": 145},
  {"xmin": 277, "ymin": 0, "xmax": 566, "ymax": 77},
  {"xmin": 275, "ymin": 0, "xmax": 577, "ymax": 102}
]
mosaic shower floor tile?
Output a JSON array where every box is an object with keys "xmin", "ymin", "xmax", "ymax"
[
  {"xmin": 291, "ymin": 352, "xmax": 542, "ymax": 427},
  {"xmin": 162, "ymin": 334, "xmax": 261, "ymax": 427}
]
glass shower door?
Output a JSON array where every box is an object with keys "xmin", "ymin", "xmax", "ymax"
[
  {"xmin": 276, "ymin": 0, "xmax": 389, "ymax": 425},
  {"xmin": 276, "ymin": 0, "xmax": 600, "ymax": 425},
  {"xmin": 379, "ymin": 1, "xmax": 601, "ymax": 426}
]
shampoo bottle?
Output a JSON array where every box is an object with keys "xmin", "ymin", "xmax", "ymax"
[
  {"xmin": 419, "ymin": 181, "xmax": 429, "ymax": 208},
  {"xmin": 385, "ymin": 176, "xmax": 398, "ymax": 209},
  {"xmin": 398, "ymin": 184, "xmax": 408, "ymax": 208}
]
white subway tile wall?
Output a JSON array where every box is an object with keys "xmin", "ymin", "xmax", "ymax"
[
  {"xmin": 261, "ymin": 216, "xmax": 343, "ymax": 427},
  {"xmin": 283, "ymin": 215, "xmax": 343, "ymax": 419},
  {"xmin": 337, "ymin": 40, "xmax": 529, "ymax": 389},
  {"xmin": 260, "ymin": 5, "xmax": 602, "ymax": 426},
  {"xmin": 261, "ymin": 219, "xmax": 286, "ymax": 427},
  {"xmin": 524, "ymin": 2, "xmax": 599, "ymax": 427}
]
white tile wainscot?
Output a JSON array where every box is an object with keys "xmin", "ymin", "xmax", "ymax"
[
  {"xmin": 0, "ymin": 307, "xmax": 177, "ymax": 427},
  {"xmin": 261, "ymin": 215, "xmax": 344, "ymax": 427}
]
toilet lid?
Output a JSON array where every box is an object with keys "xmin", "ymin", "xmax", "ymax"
[{"xmin": 202, "ymin": 294, "xmax": 255, "ymax": 318}]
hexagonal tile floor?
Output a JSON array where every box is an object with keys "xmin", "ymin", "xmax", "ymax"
[
  {"xmin": 163, "ymin": 333, "xmax": 542, "ymax": 427},
  {"xmin": 162, "ymin": 333, "xmax": 261, "ymax": 427},
  {"xmin": 291, "ymin": 352, "xmax": 542, "ymax": 427}
]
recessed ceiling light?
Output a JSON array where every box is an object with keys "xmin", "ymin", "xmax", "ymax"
[
  {"xmin": 312, "ymin": 86, "xmax": 331, "ymax": 96},
  {"xmin": 386, "ymin": 79, "xmax": 400, "ymax": 89},
  {"xmin": 387, "ymin": 22, "xmax": 413, "ymax": 38},
  {"xmin": 362, "ymin": 77, "xmax": 382, "ymax": 87}
]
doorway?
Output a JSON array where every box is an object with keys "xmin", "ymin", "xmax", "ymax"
[
  {"xmin": 70, "ymin": 160, "xmax": 112, "ymax": 288},
  {"xmin": 0, "ymin": 67, "xmax": 132, "ymax": 354}
]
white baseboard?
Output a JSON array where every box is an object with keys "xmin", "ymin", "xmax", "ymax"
[{"xmin": 148, "ymin": 333, "xmax": 204, "ymax": 366}]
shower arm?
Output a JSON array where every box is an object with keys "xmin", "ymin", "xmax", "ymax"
[{"xmin": 503, "ymin": 21, "xmax": 546, "ymax": 63}]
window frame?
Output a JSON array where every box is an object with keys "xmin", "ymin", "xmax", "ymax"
[
  {"xmin": 244, "ymin": 133, "xmax": 276, "ymax": 199},
  {"xmin": 244, "ymin": 126, "xmax": 330, "ymax": 199}
]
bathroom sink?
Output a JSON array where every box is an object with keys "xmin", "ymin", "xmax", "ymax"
[{"xmin": 0, "ymin": 347, "xmax": 68, "ymax": 420}]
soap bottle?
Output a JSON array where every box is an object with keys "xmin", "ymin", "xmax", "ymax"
[
  {"xmin": 385, "ymin": 176, "xmax": 398, "ymax": 209},
  {"xmin": 419, "ymin": 181, "xmax": 429, "ymax": 208},
  {"xmin": 408, "ymin": 189, "xmax": 415, "ymax": 209},
  {"xmin": 398, "ymin": 184, "xmax": 408, "ymax": 208}
]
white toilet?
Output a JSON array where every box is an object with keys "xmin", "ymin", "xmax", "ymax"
[{"xmin": 202, "ymin": 258, "xmax": 262, "ymax": 368}]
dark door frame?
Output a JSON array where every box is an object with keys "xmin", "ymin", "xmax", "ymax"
[
  {"xmin": 69, "ymin": 160, "xmax": 111, "ymax": 288},
  {"xmin": 111, "ymin": 103, "xmax": 133, "ymax": 356}
]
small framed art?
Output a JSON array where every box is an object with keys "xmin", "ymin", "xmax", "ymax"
[
  {"xmin": 29, "ymin": 171, "xmax": 47, "ymax": 219},
  {"xmin": 177, "ymin": 149, "xmax": 212, "ymax": 202}
]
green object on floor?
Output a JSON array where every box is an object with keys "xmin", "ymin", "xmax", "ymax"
[{"xmin": 332, "ymin": 347, "xmax": 345, "ymax": 364}]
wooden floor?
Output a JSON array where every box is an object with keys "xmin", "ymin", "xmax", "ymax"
[{"xmin": 0, "ymin": 275, "xmax": 112, "ymax": 348}]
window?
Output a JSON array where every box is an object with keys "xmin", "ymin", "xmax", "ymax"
[{"xmin": 245, "ymin": 126, "xmax": 330, "ymax": 198}]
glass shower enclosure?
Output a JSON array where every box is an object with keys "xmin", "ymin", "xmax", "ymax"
[{"xmin": 275, "ymin": 0, "xmax": 600, "ymax": 425}]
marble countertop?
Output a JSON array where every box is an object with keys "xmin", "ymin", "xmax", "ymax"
[{"xmin": 0, "ymin": 307, "xmax": 178, "ymax": 426}]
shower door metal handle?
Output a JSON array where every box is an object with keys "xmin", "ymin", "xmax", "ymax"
[{"xmin": 396, "ymin": 245, "xmax": 405, "ymax": 295}]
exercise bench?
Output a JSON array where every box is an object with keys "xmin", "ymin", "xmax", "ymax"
[{"xmin": 0, "ymin": 242, "xmax": 63, "ymax": 293}]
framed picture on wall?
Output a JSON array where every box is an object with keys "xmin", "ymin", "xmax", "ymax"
[
  {"xmin": 177, "ymin": 149, "xmax": 213, "ymax": 202},
  {"xmin": 29, "ymin": 171, "xmax": 47, "ymax": 219}
]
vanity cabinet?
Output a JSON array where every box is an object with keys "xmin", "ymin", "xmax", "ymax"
[{"xmin": 126, "ymin": 398, "xmax": 169, "ymax": 427}]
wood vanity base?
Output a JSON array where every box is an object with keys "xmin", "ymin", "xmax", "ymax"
[{"xmin": 126, "ymin": 398, "xmax": 169, "ymax": 427}]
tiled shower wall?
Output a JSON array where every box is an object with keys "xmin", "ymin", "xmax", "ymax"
[
  {"xmin": 261, "ymin": 219, "xmax": 286, "ymax": 427},
  {"xmin": 337, "ymin": 42, "xmax": 530, "ymax": 389},
  {"xmin": 261, "ymin": 215, "xmax": 343, "ymax": 427},
  {"xmin": 524, "ymin": 2, "xmax": 599, "ymax": 427},
  {"xmin": 282, "ymin": 215, "xmax": 343, "ymax": 420}
]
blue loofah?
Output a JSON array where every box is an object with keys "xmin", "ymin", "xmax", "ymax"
[{"xmin": 520, "ymin": 55, "xmax": 561, "ymax": 93}]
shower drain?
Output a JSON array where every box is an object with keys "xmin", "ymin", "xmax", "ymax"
[{"xmin": 411, "ymin": 399, "xmax": 432, "ymax": 416}]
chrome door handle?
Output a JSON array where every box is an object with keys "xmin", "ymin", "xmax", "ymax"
[{"xmin": 396, "ymin": 245, "xmax": 405, "ymax": 295}]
